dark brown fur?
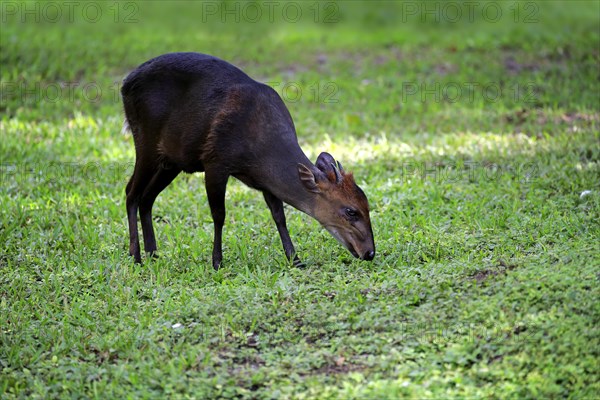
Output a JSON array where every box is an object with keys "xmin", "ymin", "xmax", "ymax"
[{"xmin": 122, "ymin": 52, "xmax": 375, "ymax": 269}]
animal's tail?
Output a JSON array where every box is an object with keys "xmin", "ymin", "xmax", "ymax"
[{"xmin": 121, "ymin": 118, "xmax": 131, "ymax": 135}]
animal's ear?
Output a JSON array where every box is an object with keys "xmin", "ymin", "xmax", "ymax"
[
  {"xmin": 315, "ymin": 152, "xmax": 344, "ymax": 183},
  {"xmin": 315, "ymin": 152, "xmax": 336, "ymax": 173},
  {"xmin": 297, "ymin": 163, "xmax": 322, "ymax": 193}
]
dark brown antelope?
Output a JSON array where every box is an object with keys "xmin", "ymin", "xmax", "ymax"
[{"xmin": 122, "ymin": 52, "xmax": 375, "ymax": 269}]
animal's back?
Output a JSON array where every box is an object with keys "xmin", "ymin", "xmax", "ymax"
[
  {"xmin": 121, "ymin": 52, "xmax": 254, "ymax": 98},
  {"xmin": 121, "ymin": 52, "xmax": 263, "ymax": 172}
]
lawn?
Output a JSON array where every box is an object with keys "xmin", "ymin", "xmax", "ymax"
[{"xmin": 1, "ymin": 1, "xmax": 599, "ymax": 398}]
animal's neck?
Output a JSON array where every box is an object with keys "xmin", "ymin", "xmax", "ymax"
[{"xmin": 262, "ymin": 147, "xmax": 318, "ymax": 217}]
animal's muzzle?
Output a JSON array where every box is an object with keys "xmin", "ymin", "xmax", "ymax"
[{"xmin": 362, "ymin": 250, "xmax": 375, "ymax": 261}]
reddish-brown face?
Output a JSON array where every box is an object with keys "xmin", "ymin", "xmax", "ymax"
[{"xmin": 298, "ymin": 153, "xmax": 375, "ymax": 261}]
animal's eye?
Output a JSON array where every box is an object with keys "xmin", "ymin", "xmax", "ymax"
[{"xmin": 345, "ymin": 208, "xmax": 358, "ymax": 218}]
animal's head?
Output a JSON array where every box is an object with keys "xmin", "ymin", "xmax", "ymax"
[{"xmin": 298, "ymin": 152, "xmax": 375, "ymax": 261}]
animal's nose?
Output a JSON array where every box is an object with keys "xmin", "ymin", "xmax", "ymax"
[{"xmin": 363, "ymin": 250, "xmax": 375, "ymax": 261}]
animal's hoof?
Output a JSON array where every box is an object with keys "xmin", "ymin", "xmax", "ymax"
[
  {"xmin": 293, "ymin": 257, "xmax": 306, "ymax": 268},
  {"xmin": 130, "ymin": 253, "xmax": 142, "ymax": 264}
]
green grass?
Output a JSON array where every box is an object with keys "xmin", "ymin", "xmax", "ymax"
[{"xmin": 1, "ymin": 1, "xmax": 599, "ymax": 398}]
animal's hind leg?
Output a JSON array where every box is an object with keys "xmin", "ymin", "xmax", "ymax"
[
  {"xmin": 139, "ymin": 166, "xmax": 181, "ymax": 257},
  {"xmin": 126, "ymin": 158, "xmax": 156, "ymax": 263}
]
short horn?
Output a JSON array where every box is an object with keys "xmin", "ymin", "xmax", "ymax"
[{"xmin": 331, "ymin": 162, "xmax": 343, "ymax": 183}]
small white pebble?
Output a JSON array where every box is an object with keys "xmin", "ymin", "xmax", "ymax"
[
  {"xmin": 172, "ymin": 323, "xmax": 183, "ymax": 329},
  {"xmin": 580, "ymin": 190, "xmax": 592, "ymax": 199}
]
